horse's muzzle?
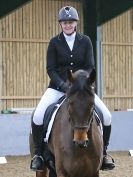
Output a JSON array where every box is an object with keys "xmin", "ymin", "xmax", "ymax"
[
  {"xmin": 73, "ymin": 128, "xmax": 89, "ymax": 148},
  {"xmin": 73, "ymin": 139, "xmax": 90, "ymax": 148}
]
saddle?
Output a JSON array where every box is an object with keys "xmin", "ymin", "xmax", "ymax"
[{"xmin": 43, "ymin": 95, "xmax": 66, "ymax": 141}]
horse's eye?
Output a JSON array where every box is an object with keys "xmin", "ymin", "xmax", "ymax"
[
  {"xmin": 68, "ymin": 99, "xmax": 72, "ymax": 104},
  {"xmin": 88, "ymin": 103, "xmax": 94, "ymax": 109},
  {"xmin": 88, "ymin": 105, "xmax": 91, "ymax": 109},
  {"xmin": 69, "ymin": 101, "xmax": 71, "ymax": 104}
]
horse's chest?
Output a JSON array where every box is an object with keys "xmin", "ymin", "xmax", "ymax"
[
  {"xmin": 65, "ymin": 158, "xmax": 94, "ymax": 177},
  {"xmin": 61, "ymin": 145, "xmax": 100, "ymax": 176}
]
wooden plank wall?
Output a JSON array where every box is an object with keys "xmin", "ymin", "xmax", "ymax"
[
  {"xmin": 0, "ymin": 0, "xmax": 83, "ymax": 110},
  {"xmin": 102, "ymin": 9, "xmax": 133, "ymax": 111}
]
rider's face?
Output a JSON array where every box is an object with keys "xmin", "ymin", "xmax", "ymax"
[{"xmin": 60, "ymin": 21, "xmax": 77, "ymax": 35}]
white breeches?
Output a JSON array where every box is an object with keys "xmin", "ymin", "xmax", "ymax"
[
  {"xmin": 94, "ymin": 94, "xmax": 111, "ymax": 126},
  {"xmin": 33, "ymin": 88, "xmax": 111, "ymax": 126},
  {"xmin": 33, "ymin": 88, "xmax": 64, "ymax": 125}
]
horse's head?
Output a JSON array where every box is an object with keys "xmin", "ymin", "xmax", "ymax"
[{"xmin": 66, "ymin": 69, "xmax": 96, "ymax": 148}]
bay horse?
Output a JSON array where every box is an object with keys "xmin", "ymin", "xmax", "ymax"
[
  {"xmin": 48, "ymin": 69, "xmax": 103, "ymax": 177},
  {"xmin": 30, "ymin": 69, "xmax": 103, "ymax": 177}
]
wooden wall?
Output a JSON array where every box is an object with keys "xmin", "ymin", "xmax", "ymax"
[
  {"xmin": 0, "ymin": 0, "xmax": 83, "ymax": 110},
  {"xmin": 102, "ymin": 9, "xmax": 133, "ymax": 110}
]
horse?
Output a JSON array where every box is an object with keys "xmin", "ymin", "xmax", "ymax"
[
  {"xmin": 30, "ymin": 69, "xmax": 103, "ymax": 177},
  {"xmin": 48, "ymin": 69, "xmax": 103, "ymax": 177}
]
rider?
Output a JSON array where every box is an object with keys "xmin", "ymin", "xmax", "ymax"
[{"xmin": 30, "ymin": 6, "xmax": 115, "ymax": 171}]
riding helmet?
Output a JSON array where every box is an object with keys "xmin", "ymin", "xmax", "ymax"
[{"xmin": 58, "ymin": 6, "xmax": 79, "ymax": 22}]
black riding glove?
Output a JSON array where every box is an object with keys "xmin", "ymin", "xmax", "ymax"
[{"xmin": 59, "ymin": 81, "xmax": 69, "ymax": 93}]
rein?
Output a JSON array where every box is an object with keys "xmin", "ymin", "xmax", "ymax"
[{"xmin": 87, "ymin": 107, "xmax": 94, "ymax": 130}]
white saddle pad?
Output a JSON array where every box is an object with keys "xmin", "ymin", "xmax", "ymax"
[{"xmin": 44, "ymin": 98, "xmax": 65, "ymax": 143}]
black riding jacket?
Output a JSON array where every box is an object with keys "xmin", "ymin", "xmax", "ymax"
[{"xmin": 46, "ymin": 32, "xmax": 95, "ymax": 92}]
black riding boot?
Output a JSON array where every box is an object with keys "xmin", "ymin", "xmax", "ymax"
[
  {"xmin": 30, "ymin": 121, "xmax": 45, "ymax": 171},
  {"xmin": 101, "ymin": 125, "xmax": 115, "ymax": 170}
]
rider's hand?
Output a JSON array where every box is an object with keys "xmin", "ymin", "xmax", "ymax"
[{"xmin": 59, "ymin": 82, "xmax": 69, "ymax": 93}]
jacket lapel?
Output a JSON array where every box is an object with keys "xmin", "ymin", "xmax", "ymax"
[
  {"xmin": 58, "ymin": 32, "xmax": 72, "ymax": 52},
  {"xmin": 58, "ymin": 32, "xmax": 83, "ymax": 53},
  {"xmin": 72, "ymin": 32, "xmax": 83, "ymax": 53}
]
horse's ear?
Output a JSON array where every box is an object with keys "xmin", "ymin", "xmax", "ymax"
[
  {"xmin": 67, "ymin": 70, "xmax": 74, "ymax": 82},
  {"xmin": 89, "ymin": 68, "xmax": 96, "ymax": 84}
]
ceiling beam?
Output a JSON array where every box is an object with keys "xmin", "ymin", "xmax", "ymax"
[
  {"xmin": 0, "ymin": 0, "xmax": 31, "ymax": 19},
  {"xmin": 97, "ymin": 0, "xmax": 133, "ymax": 25}
]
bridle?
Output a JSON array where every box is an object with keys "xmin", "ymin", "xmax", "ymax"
[{"xmin": 66, "ymin": 96, "xmax": 95, "ymax": 131}]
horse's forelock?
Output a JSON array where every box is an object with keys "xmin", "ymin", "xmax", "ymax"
[{"xmin": 68, "ymin": 70, "xmax": 94, "ymax": 96}]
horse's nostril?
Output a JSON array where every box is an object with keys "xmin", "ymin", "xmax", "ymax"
[
  {"xmin": 73, "ymin": 139, "xmax": 90, "ymax": 148},
  {"xmin": 84, "ymin": 139, "xmax": 90, "ymax": 147}
]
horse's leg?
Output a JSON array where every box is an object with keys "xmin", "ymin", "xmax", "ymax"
[
  {"xmin": 36, "ymin": 168, "xmax": 48, "ymax": 177},
  {"xmin": 49, "ymin": 170, "xmax": 57, "ymax": 177},
  {"xmin": 36, "ymin": 169, "xmax": 57, "ymax": 177},
  {"xmin": 92, "ymin": 171, "xmax": 99, "ymax": 177}
]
